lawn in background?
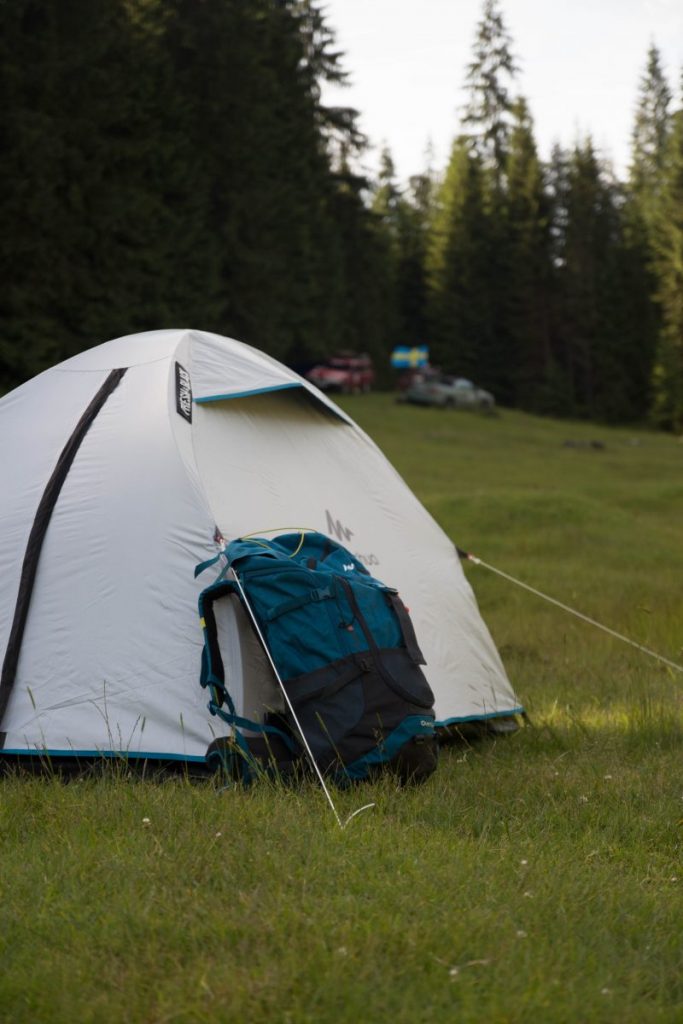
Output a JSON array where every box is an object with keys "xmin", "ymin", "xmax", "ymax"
[{"xmin": 1, "ymin": 397, "xmax": 681, "ymax": 1023}]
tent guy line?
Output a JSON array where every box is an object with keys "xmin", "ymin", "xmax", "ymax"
[{"xmin": 457, "ymin": 549, "xmax": 683, "ymax": 676}]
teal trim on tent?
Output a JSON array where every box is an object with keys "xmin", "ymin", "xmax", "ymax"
[
  {"xmin": 1, "ymin": 748, "xmax": 207, "ymax": 762},
  {"xmin": 194, "ymin": 383, "xmax": 301, "ymax": 404},
  {"xmin": 434, "ymin": 706, "xmax": 524, "ymax": 727}
]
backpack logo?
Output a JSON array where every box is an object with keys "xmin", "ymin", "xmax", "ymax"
[
  {"xmin": 325, "ymin": 509, "xmax": 353, "ymax": 543},
  {"xmin": 175, "ymin": 362, "xmax": 192, "ymax": 423}
]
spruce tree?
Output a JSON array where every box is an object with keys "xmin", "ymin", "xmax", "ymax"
[
  {"xmin": 294, "ymin": 0, "xmax": 365, "ymax": 158},
  {"xmin": 559, "ymin": 140, "xmax": 640, "ymax": 420},
  {"xmin": 0, "ymin": 0, "xmax": 373, "ymax": 388},
  {"xmin": 163, "ymin": 0, "xmax": 347, "ymax": 365},
  {"xmin": 370, "ymin": 148, "xmax": 402, "ymax": 346},
  {"xmin": 504, "ymin": 99, "xmax": 553, "ymax": 409},
  {"xmin": 620, "ymin": 44, "xmax": 672, "ymax": 421},
  {"xmin": 630, "ymin": 44, "xmax": 672, "ymax": 224},
  {"xmin": 650, "ymin": 77, "xmax": 683, "ymax": 431},
  {"xmin": 462, "ymin": 0, "xmax": 518, "ymax": 182},
  {"xmin": 330, "ymin": 152, "xmax": 397, "ymax": 379},
  {"xmin": 544, "ymin": 145, "xmax": 578, "ymax": 413},
  {"xmin": 371, "ymin": 149, "xmax": 401, "ymax": 228},
  {"xmin": 439, "ymin": 0, "xmax": 520, "ymax": 401},
  {"xmin": 394, "ymin": 170, "xmax": 435, "ymax": 349},
  {"xmin": 0, "ymin": 0, "xmax": 207, "ymax": 388},
  {"xmin": 427, "ymin": 139, "xmax": 495, "ymax": 382}
]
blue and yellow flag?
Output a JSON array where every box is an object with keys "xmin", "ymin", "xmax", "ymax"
[{"xmin": 391, "ymin": 346, "xmax": 429, "ymax": 369}]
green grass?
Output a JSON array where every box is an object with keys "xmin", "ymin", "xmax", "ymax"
[{"xmin": 1, "ymin": 398, "xmax": 682, "ymax": 1023}]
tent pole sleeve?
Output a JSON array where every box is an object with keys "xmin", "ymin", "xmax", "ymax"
[{"xmin": 0, "ymin": 368, "xmax": 127, "ymax": 745}]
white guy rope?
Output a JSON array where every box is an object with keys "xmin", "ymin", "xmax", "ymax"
[
  {"xmin": 228, "ymin": 568, "xmax": 374, "ymax": 829},
  {"xmin": 462, "ymin": 553, "xmax": 683, "ymax": 675}
]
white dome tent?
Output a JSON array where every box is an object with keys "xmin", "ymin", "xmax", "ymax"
[{"xmin": 0, "ymin": 329, "xmax": 522, "ymax": 764}]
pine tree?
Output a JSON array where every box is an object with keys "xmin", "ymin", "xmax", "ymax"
[
  {"xmin": 650, "ymin": 78, "xmax": 683, "ymax": 431},
  {"xmin": 164, "ymin": 0, "xmax": 348, "ymax": 365},
  {"xmin": 462, "ymin": 0, "xmax": 518, "ymax": 183},
  {"xmin": 427, "ymin": 139, "xmax": 496, "ymax": 382},
  {"xmin": 558, "ymin": 140, "xmax": 640, "ymax": 420},
  {"xmin": 0, "ymin": 0, "xmax": 207, "ymax": 388},
  {"xmin": 441, "ymin": 0, "xmax": 521, "ymax": 401},
  {"xmin": 504, "ymin": 98, "xmax": 554, "ymax": 409},
  {"xmin": 293, "ymin": 0, "xmax": 365, "ymax": 159},
  {"xmin": 371, "ymin": 151, "xmax": 435, "ymax": 355},
  {"xmin": 329, "ymin": 152, "xmax": 397, "ymax": 379},
  {"xmin": 544, "ymin": 145, "xmax": 579, "ymax": 413},
  {"xmin": 0, "ymin": 0, "xmax": 372, "ymax": 388},
  {"xmin": 394, "ymin": 169, "xmax": 435, "ymax": 349},
  {"xmin": 369, "ymin": 147, "xmax": 403, "ymax": 346},
  {"xmin": 620, "ymin": 44, "xmax": 672, "ymax": 422},
  {"xmin": 630, "ymin": 44, "xmax": 672, "ymax": 224},
  {"xmin": 371, "ymin": 149, "xmax": 402, "ymax": 230}
]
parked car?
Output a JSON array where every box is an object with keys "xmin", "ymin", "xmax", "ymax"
[
  {"xmin": 306, "ymin": 352, "xmax": 375, "ymax": 394},
  {"xmin": 396, "ymin": 365, "xmax": 439, "ymax": 391},
  {"xmin": 403, "ymin": 374, "xmax": 495, "ymax": 411}
]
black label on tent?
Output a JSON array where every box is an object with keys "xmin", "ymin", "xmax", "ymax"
[{"xmin": 175, "ymin": 362, "xmax": 192, "ymax": 423}]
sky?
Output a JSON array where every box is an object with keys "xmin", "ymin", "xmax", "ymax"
[{"xmin": 321, "ymin": 0, "xmax": 683, "ymax": 183}]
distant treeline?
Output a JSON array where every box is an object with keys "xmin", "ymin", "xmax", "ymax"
[{"xmin": 1, "ymin": 0, "xmax": 682, "ymax": 428}]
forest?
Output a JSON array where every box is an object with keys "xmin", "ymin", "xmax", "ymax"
[{"xmin": 1, "ymin": 0, "xmax": 682, "ymax": 429}]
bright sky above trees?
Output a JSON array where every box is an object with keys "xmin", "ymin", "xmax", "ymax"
[{"xmin": 322, "ymin": 0, "xmax": 683, "ymax": 181}]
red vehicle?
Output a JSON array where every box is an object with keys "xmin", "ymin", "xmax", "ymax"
[{"xmin": 306, "ymin": 352, "xmax": 375, "ymax": 394}]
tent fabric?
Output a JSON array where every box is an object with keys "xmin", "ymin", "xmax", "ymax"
[
  {"xmin": 0, "ymin": 367, "xmax": 128, "ymax": 728},
  {"xmin": 0, "ymin": 329, "xmax": 522, "ymax": 761}
]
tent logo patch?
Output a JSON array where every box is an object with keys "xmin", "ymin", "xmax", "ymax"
[
  {"xmin": 325, "ymin": 510, "xmax": 380, "ymax": 568},
  {"xmin": 175, "ymin": 362, "xmax": 192, "ymax": 423}
]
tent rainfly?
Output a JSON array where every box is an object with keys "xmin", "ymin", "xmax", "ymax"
[{"xmin": 0, "ymin": 329, "xmax": 523, "ymax": 763}]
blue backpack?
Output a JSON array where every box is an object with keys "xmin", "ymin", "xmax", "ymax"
[{"xmin": 197, "ymin": 532, "xmax": 437, "ymax": 784}]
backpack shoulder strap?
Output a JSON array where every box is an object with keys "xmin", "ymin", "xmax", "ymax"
[{"xmin": 385, "ymin": 594, "xmax": 426, "ymax": 665}]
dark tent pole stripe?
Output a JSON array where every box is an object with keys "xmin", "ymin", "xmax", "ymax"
[{"xmin": 0, "ymin": 368, "xmax": 127, "ymax": 745}]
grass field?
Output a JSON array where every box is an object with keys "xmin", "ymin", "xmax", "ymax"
[{"xmin": 1, "ymin": 397, "xmax": 682, "ymax": 1023}]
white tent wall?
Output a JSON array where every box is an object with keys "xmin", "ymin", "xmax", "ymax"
[
  {"xmin": 0, "ymin": 329, "xmax": 522, "ymax": 762},
  {"xmin": 1, "ymin": 349, "xmax": 218, "ymax": 759},
  {"xmin": 192, "ymin": 389, "xmax": 519, "ymax": 723},
  {"xmin": 0, "ymin": 367, "xmax": 113, "ymax": 669}
]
